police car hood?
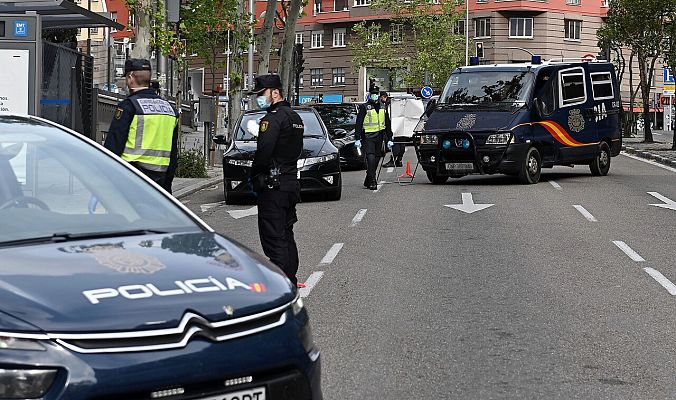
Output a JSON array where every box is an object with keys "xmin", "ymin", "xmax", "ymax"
[
  {"xmin": 0, "ymin": 232, "xmax": 295, "ymax": 333},
  {"xmin": 424, "ymin": 108, "xmax": 523, "ymax": 133}
]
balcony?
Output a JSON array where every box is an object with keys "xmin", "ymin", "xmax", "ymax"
[{"xmin": 315, "ymin": 9, "xmax": 351, "ymax": 23}]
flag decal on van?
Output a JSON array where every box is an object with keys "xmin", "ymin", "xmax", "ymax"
[{"xmin": 512, "ymin": 120, "xmax": 597, "ymax": 147}]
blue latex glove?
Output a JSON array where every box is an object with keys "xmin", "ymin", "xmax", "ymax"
[
  {"xmin": 355, "ymin": 139, "xmax": 361, "ymax": 148},
  {"xmin": 387, "ymin": 140, "xmax": 394, "ymax": 150}
]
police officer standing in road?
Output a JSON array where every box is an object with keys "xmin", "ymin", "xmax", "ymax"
[
  {"xmin": 249, "ymin": 75, "xmax": 305, "ymax": 287},
  {"xmin": 355, "ymin": 86, "xmax": 393, "ymax": 190},
  {"xmin": 104, "ymin": 59, "xmax": 179, "ymax": 194}
]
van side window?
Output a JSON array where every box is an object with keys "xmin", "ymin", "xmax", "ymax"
[
  {"xmin": 535, "ymin": 70, "xmax": 555, "ymax": 116},
  {"xmin": 590, "ymin": 72, "xmax": 614, "ymax": 100},
  {"xmin": 558, "ymin": 67, "xmax": 586, "ymax": 107}
]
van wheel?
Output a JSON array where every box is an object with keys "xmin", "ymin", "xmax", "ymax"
[
  {"xmin": 426, "ymin": 170, "xmax": 449, "ymax": 184},
  {"xmin": 518, "ymin": 147, "xmax": 541, "ymax": 184},
  {"xmin": 590, "ymin": 142, "xmax": 611, "ymax": 176}
]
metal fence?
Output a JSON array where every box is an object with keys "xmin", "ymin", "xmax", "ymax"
[{"xmin": 41, "ymin": 42, "xmax": 94, "ymax": 138}]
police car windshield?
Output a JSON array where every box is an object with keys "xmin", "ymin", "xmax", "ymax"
[
  {"xmin": 235, "ymin": 111, "xmax": 325, "ymax": 140},
  {"xmin": 313, "ymin": 105, "xmax": 357, "ymax": 127},
  {"xmin": 440, "ymin": 70, "xmax": 534, "ymax": 110},
  {"xmin": 0, "ymin": 117, "xmax": 201, "ymax": 245}
]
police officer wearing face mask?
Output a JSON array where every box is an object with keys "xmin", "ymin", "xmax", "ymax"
[
  {"xmin": 355, "ymin": 86, "xmax": 393, "ymax": 189},
  {"xmin": 249, "ymin": 74, "xmax": 305, "ymax": 287},
  {"xmin": 104, "ymin": 59, "xmax": 179, "ymax": 193}
]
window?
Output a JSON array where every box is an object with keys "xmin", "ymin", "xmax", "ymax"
[
  {"xmin": 391, "ymin": 24, "xmax": 403, "ymax": 44},
  {"xmin": 354, "ymin": 0, "xmax": 369, "ymax": 6},
  {"xmin": 601, "ymin": 0, "xmax": 608, "ymax": 6},
  {"xmin": 332, "ymin": 67, "xmax": 346, "ymax": 85},
  {"xmin": 454, "ymin": 19, "xmax": 466, "ymax": 35},
  {"xmin": 559, "ymin": 67, "xmax": 586, "ymax": 107},
  {"xmin": 311, "ymin": 30, "xmax": 324, "ymax": 48},
  {"xmin": 295, "ymin": 32, "xmax": 304, "ymax": 45},
  {"xmin": 335, "ymin": 0, "xmax": 349, "ymax": 10},
  {"xmin": 564, "ymin": 19, "xmax": 581, "ymax": 40},
  {"xmin": 367, "ymin": 25, "xmax": 380, "ymax": 45},
  {"xmin": 475, "ymin": 18, "xmax": 490, "ymax": 38},
  {"xmin": 111, "ymin": 12, "xmax": 118, "ymax": 32},
  {"xmin": 333, "ymin": 28, "xmax": 346, "ymax": 47},
  {"xmin": 591, "ymin": 72, "xmax": 614, "ymax": 100},
  {"xmin": 90, "ymin": 27, "xmax": 99, "ymax": 34},
  {"xmin": 311, "ymin": 68, "xmax": 324, "ymax": 86},
  {"xmin": 566, "ymin": 0, "xmax": 581, "ymax": 4},
  {"xmin": 313, "ymin": 0, "xmax": 322, "ymax": 14},
  {"xmin": 509, "ymin": 17, "xmax": 533, "ymax": 38}
]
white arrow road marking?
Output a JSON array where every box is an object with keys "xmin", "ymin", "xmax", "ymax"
[
  {"xmin": 644, "ymin": 268, "xmax": 676, "ymax": 295},
  {"xmin": 200, "ymin": 202, "xmax": 224, "ymax": 213},
  {"xmin": 350, "ymin": 209, "xmax": 368, "ymax": 227},
  {"xmin": 300, "ymin": 271, "xmax": 324, "ymax": 298},
  {"xmin": 444, "ymin": 193, "xmax": 494, "ymax": 214},
  {"xmin": 227, "ymin": 206, "xmax": 258, "ymax": 219},
  {"xmin": 613, "ymin": 241, "xmax": 645, "ymax": 262},
  {"xmin": 648, "ymin": 192, "xmax": 676, "ymax": 211},
  {"xmin": 549, "ymin": 180, "xmax": 562, "ymax": 190},
  {"xmin": 387, "ymin": 167, "xmax": 394, "ymax": 173},
  {"xmin": 320, "ymin": 243, "xmax": 344, "ymax": 264},
  {"xmin": 573, "ymin": 205, "xmax": 597, "ymax": 222}
]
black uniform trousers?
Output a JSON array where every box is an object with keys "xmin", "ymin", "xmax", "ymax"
[
  {"xmin": 364, "ymin": 130, "xmax": 385, "ymax": 183},
  {"xmin": 257, "ymin": 181, "xmax": 301, "ymax": 285}
]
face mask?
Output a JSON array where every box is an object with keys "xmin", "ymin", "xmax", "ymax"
[
  {"xmin": 256, "ymin": 95, "xmax": 271, "ymax": 109},
  {"xmin": 370, "ymin": 94, "xmax": 378, "ymax": 101}
]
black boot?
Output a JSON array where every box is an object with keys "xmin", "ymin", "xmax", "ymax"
[
  {"xmin": 368, "ymin": 177, "xmax": 378, "ymax": 190},
  {"xmin": 382, "ymin": 156, "xmax": 395, "ymax": 168},
  {"xmin": 395, "ymin": 156, "xmax": 403, "ymax": 168}
]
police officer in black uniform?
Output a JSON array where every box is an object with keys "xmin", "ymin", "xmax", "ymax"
[
  {"xmin": 355, "ymin": 86, "xmax": 393, "ymax": 189},
  {"xmin": 104, "ymin": 59, "xmax": 179, "ymax": 194},
  {"xmin": 249, "ymin": 75, "xmax": 305, "ymax": 287}
]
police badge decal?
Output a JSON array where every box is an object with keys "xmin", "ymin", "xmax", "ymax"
[{"xmin": 568, "ymin": 109, "xmax": 585, "ymax": 133}]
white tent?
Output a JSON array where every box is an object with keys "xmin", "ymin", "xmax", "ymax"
[{"xmin": 389, "ymin": 94, "xmax": 424, "ymax": 139}]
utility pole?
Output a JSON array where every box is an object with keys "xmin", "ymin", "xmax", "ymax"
[
  {"xmin": 465, "ymin": 0, "xmax": 469, "ymax": 66},
  {"xmin": 248, "ymin": 0, "xmax": 255, "ymax": 108}
]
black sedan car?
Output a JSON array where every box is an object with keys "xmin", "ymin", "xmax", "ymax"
[
  {"xmin": 215, "ymin": 108, "xmax": 342, "ymax": 204},
  {"xmin": 0, "ymin": 115, "xmax": 322, "ymax": 399},
  {"xmin": 309, "ymin": 103, "xmax": 365, "ymax": 169}
]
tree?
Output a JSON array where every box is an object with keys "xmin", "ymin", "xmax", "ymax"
[
  {"xmin": 351, "ymin": 0, "xmax": 465, "ymax": 90},
  {"xmin": 599, "ymin": 0, "xmax": 666, "ymax": 143},
  {"xmin": 278, "ymin": 0, "xmax": 304, "ymax": 100},
  {"xmin": 257, "ymin": 0, "xmax": 280, "ymax": 75},
  {"xmin": 126, "ymin": 0, "xmax": 153, "ymax": 58}
]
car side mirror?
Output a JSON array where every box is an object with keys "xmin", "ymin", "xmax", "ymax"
[
  {"xmin": 333, "ymin": 128, "xmax": 348, "ymax": 139},
  {"xmin": 213, "ymin": 134, "xmax": 230, "ymax": 146},
  {"xmin": 425, "ymin": 98, "xmax": 437, "ymax": 117}
]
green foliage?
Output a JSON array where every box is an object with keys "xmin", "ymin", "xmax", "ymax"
[
  {"xmin": 351, "ymin": 0, "xmax": 465, "ymax": 88},
  {"xmin": 176, "ymin": 149, "xmax": 208, "ymax": 178}
]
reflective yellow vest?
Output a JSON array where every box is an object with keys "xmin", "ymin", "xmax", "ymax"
[
  {"xmin": 363, "ymin": 106, "xmax": 386, "ymax": 133},
  {"xmin": 121, "ymin": 97, "xmax": 178, "ymax": 172}
]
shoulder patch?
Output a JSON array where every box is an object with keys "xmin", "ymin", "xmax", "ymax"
[
  {"xmin": 114, "ymin": 107, "xmax": 124, "ymax": 120},
  {"xmin": 260, "ymin": 120, "xmax": 269, "ymax": 133},
  {"xmin": 366, "ymin": 105, "xmax": 372, "ymax": 110}
]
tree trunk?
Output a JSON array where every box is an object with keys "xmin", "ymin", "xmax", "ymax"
[
  {"xmin": 130, "ymin": 0, "xmax": 152, "ymax": 59},
  {"xmin": 628, "ymin": 52, "xmax": 636, "ymax": 137},
  {"xmin": 257, "ymin": 0, "xmax": 279, "ymax": 75},
  {"xmin": 638, "ymin": 55, "xmax": 654, "ymax": 143},
  {"xmin": 278, "ymin": 0, "xmax": 302, "ymax": 101}
]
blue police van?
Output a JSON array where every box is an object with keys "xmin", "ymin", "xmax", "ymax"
[{"xmin": 414, "ymin": 57, "xmax": 622, "ymax": 184}]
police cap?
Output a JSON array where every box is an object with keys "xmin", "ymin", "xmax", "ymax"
[
  {"xmin": 369, "ymin": 86, "xmax": 380, "ymax": 95},
  {"xmin": 249, "ymin": 74, "xmax": 282, "ymax": 94},
  {"xmin": 124, "ymin": 58, "xmax": 152, "ymax": 74}
]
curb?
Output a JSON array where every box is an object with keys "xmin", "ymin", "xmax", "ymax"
[
  {"xmin": 621, "ymin": 145, "xmax": 676, "ymax": 167},
  {"xmin": 174, "ymin": 175, "xmax": 223, "ymax": 200}
]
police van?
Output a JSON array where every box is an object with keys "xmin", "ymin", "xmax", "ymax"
[{"xmin": 413, "ymin": 57, "xmax": 621, "ymax": 184}]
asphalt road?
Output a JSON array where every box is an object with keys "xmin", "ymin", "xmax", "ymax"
[{"xmin": 182, "ymin": 148, "xmax": 676, "ymax": 399}]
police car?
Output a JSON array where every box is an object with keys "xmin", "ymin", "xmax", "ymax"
[
  {"xmin": 0, "ymin": 115, "xmax": 322, "ymax": 399},
  {"xmin": 414, "ymin": 56, "xmax": 621, "ymax": 184}
]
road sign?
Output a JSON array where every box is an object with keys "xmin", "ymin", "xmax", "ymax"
[
  {"xmin": 664, "ymin": 67, "xmax": 675, "ymax": 83},
  {"xmin": 421, "ymin": 86, "xmax": 433, "ymax": 99},
  {"xmin": 663, "ymin": 84, "xmax": 675, "ymax": 96}
]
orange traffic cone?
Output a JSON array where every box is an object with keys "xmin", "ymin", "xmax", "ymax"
[{"xmin": 399, "ymin": 161, "xmax": 414, "ymax": 178}]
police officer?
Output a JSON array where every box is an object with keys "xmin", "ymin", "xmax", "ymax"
[
  {"xmin": 249, "ymin": 75, "xmax": 304, "ymax": 287},
  {"xmin": 104, "ymin": 59, "xmax": 179, "ymax": 194},
  {"xmin": 355, "ymin": 86, "xmax": 393, "ymax": 189}
]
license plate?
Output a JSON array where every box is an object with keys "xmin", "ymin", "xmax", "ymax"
[
  {"xmin": 200, "ymin": 387, "xmax": 266, "ymax": 400},
  {"xmin": 446, "ymin": 162, "xmax": 474, "ymax": 171}
]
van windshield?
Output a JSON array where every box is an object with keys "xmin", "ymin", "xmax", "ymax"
[{"xmin": 439, "ymin": 70, "xmax": 535, "ymax": 110}]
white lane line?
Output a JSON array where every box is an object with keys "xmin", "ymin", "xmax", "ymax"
[
  {"xmin": 374, "ymin": 180, "xmax": 386, "ymax": 192},
  {"xmin": 549, "ymin": 180, "xmax": 562, "ymax": 190},
  {"xmin": 320, "ymin": 243, "xmax": 344, "ymax": 264},
  {"xmin": 573, "ymin": 205, "xmax": 597, "ymax": 222},
  {"xmin": 350, "ymin": 209, "xmax": 368, "ymax": 227},
  {"xmin": 300, "ymin": 271, "xmax": 324, "ymax": 298},
  {"xmin": 644, "ymin": 268, "xmax": 676, "ymax": 295},
  {"xmin": 387, "ymin": 167, "xmax": 394, "ymax": 173},
  {"xmin": 648, "ymin": 191, "xmax": 676, "ymax": 204},
  {"xmin": 621, "ymin": 152, "xmax": 676, "ymax": 173},
  {"xmin": 613, "ymin": 240, "xmax": 646, "ymax": 262}
]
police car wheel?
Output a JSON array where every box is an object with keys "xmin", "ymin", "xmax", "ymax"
[
  {"xmin": 518, "ymin": 147, "xmax": 541, "ymax": 184},
  {"xmin": 426, "ymin": 170, "xmax": 449, "ymax": 184},
  {"xmin": 590, "ymin": 142, "xmax": 611, "ymax": 176}
]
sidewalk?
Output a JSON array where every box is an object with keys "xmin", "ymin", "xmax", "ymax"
[
  {"xmin": 621, "ymin": 131, "xmax": 676, "ymax": 168},
  {"xmin": 172, "ymin": 167, "xmax": 222, "ymax": 200}
]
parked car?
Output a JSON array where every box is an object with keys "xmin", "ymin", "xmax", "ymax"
[
  {"xmin": 0, "ymin": 115, "xmax": 322, "ymax": 399},
  {"xmin": 310, "ymin": 103, "xmax": 366, "ymax": 169},
  {"xmin": 215, "ymin": 108, "xmax": 342, "ymax": 204}
]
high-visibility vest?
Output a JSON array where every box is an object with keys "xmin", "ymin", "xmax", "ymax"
[
  {"xmin": 363, "ymin": 106, "xmax": 386, "ymax": 133},
  {"xmin": 121, "ymin": 97, "xmax": 178, "ymax": 172}
]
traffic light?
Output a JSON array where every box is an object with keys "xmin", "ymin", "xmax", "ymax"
[{"xmin": 476, "ymin": 42, "xmax": 484, "ymax": 58}]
